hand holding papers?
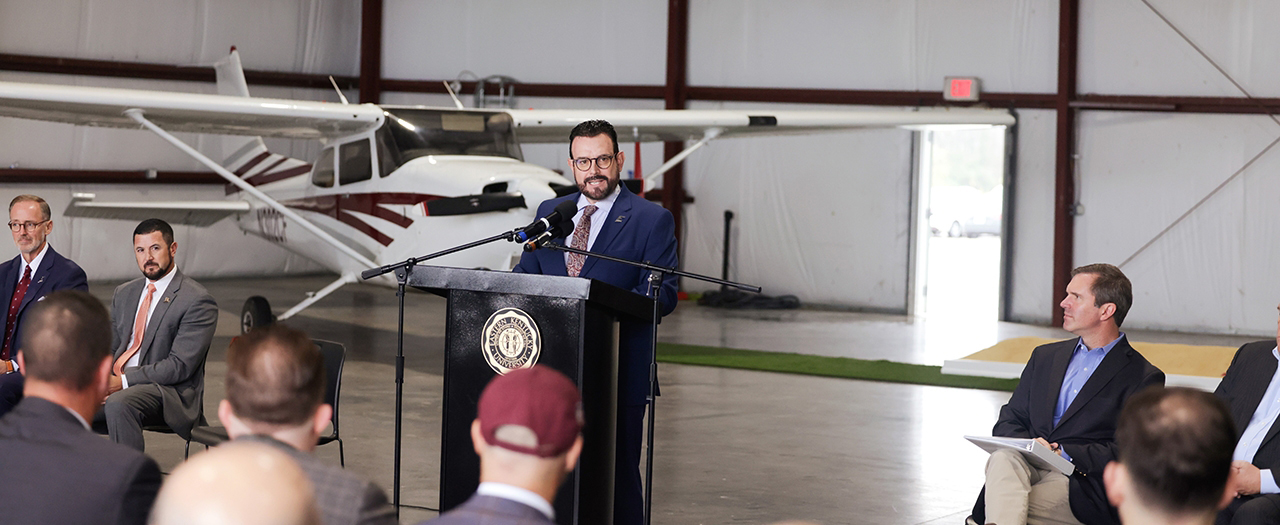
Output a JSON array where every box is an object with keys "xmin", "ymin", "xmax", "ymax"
[{"xmin": 965, "ymin": 435, "xmax": 1075, "ymax": 476}]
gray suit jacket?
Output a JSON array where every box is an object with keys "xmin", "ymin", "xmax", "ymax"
[
  {"xmin": 111, "ymin": 269, "xmax": 218, "ymax": 437},
  {"xmin": 0, "ymin": 397, "xmax": 161, "ymax": 525},
  {"xmin": 239, "ymin": 435, "xmax": 397, "ymax": 525},
  {"xmin": 422, "ymin": 494, "xmax": 555, "ymax": 525}
]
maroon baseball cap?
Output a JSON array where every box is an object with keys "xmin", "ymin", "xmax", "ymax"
[{"xmin": 477, "ymin": 366, "xmax": 583, "ymax": 458}]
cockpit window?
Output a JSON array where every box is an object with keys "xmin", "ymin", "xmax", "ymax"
[
  {"xmin": 375, "ymin": 109, "xmax": 523, "ymax": 176},
  {"xmin": 312, "ymin": 147, "xmax": 335, "ymax": 188}
]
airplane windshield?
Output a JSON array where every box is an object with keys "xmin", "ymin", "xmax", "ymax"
[{"xmin": 377, "ymin": 109, "xmax": 523, "ymax": 174}]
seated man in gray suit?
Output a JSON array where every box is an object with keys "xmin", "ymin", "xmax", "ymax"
[
  {"xmin": 95, "ymin": 218, "xmax": 218, "ymax": 451},
  {"xmin": 422, "ymin": 365, "xmax": 584, "ymax": 525},
  {"xmin": 0, "ymin": 290, "xmax": 161, "ymax": 525},
  {"xmin": 220, "ymin": 323, "xmax": 396, "ymax": 525}
]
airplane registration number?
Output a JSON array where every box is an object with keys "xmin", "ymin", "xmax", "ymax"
[{"xmin": 256, "ymin": 208, "xmax": 287, "ymax": 243}]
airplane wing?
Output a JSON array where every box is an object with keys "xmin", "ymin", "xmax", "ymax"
[
  {"xmin": 506, "ymin": 108, "xmax": 1015, "ymax": 143},
  {"xmin": 0, "ymin": 80, "xmax": 384, "ymax": 140},
  {"xmin": 65, "ymin": 194, "xmax": 251, "ymax": 227}
]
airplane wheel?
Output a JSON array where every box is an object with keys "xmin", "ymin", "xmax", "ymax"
[
  {"xmin": 241, "ymin": 296, "xmax": 274, "ymax": 334},
  {"xmin": 948, "ymin": 221, "xmax": 963, "ymax": 238}
]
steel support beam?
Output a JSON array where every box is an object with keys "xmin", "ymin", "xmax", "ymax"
[
  {"xmin": 663, "ymin": 0, "xmax": 690, "ymax": 245},
  {"xmin": 0, "ymin": 53, "xmax": 356, "ymax": 90},
  {"xmin": 1052, "ymin": 0, "xmax": 1080, "ymax": 326},
  {"xmin": 360, "ymin": 0, "xmax": 383, "ymax": 104}
]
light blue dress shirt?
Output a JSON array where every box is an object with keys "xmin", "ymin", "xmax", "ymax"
[
  {"xmin": 1052, "ymin": 334, "xmax": 1125, "ymax": 461},
  {"xmin": 1232, "ymin": 346, "xmax": 1280, "ymax": 494}
]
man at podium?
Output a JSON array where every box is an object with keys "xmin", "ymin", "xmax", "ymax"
[{"xmin": 514, "ymin": 119, "xmax": 678, "ymax": 525}]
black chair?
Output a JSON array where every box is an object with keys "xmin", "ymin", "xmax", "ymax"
[{"xmin": 190, "ymin": 339, "xmax": 346, "ymax": 466}]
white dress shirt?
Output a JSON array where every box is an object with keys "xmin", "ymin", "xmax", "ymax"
[
  {"xmin": 476, "ymin": 481, "xmax": 555, "ymax": 520},
  {"xmin": 16, "ymin": 242, "xmax": 48, "ymax": 285},
  {"xmin": 121, "ymin": 266, "xmax": 177, "ymax": 388}
]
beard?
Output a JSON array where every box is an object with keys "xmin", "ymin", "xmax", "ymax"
[
  {"xmin": 142, "ymin": 260, "xmax": 172, "ymax": 281},
  {"xmin": 578, "ymin": 173, "xmax": 619, "ymax": 201}
]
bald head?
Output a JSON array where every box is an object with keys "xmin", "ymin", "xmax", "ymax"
[{"xmin": 150, "ymin": 442, "xmax": 319, "ymax": 525}]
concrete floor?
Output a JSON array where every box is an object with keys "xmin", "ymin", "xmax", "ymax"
[{"xmin": 89, "ymin": 274, "xmax": 1265, "ymax": 525}]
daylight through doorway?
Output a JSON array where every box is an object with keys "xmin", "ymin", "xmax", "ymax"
[{"xmin": 920, "ymin": 127, "xmax": 1007, "ymax": 322}]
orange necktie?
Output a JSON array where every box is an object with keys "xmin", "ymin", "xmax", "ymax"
[{"xmin": 114, "ymin": 283, "xmax": 156, "ymax": 376}]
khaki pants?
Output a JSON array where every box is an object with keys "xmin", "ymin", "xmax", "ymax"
[{"xmin": 984, "ymin": 448, "xmax": 1084, "ymax": 525}]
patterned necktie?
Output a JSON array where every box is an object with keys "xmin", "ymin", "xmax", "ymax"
[
  {"xmin": 567, "ymin": 205, "xmax": 598, "ymax": 277},
  {"xmin": 114, "ymin": 283, "xmax": 156, "ymax": 376},
  {"xmin": 1, "ymin": 266, "xmax": 31, "ymax": 361}
]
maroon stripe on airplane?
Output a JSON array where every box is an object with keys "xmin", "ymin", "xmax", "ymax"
[
  {"xmin": 225, "ymin": 163, "xmax": 313, "ymax": 195},
  {"xmin": 255, "ymin": 157, "xmax": 290, "ymax": 177},
  {"xmin": 280, "ymin": 192, "xmax": 446, "ymax": 246},
  {"xmin": 234, "ymin": 152, "xmax": 272, "ymax": 176}
]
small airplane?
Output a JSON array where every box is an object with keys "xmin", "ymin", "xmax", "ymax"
[{"xmin": 0, "ymin": 50, "xmax": 1014, "ymax": 331}]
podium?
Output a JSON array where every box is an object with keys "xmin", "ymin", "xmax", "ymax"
[{"xmin": 405, "ymin": 265, "xmax": 655, "ymax": 525}]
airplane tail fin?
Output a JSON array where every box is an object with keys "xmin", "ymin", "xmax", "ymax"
[{"xmin": 215, "ymin": 48, "xmax": 313, "ymax": 194}]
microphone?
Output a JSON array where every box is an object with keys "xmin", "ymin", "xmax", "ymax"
[
  {"xmin": 523, "ymin": 218, "xmax": 574, "ymax": 252},
  {"xmin": 514, "ymin": 200, "xmax": 578, "ymax": 242}
]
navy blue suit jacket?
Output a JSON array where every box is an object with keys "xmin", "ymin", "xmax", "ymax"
[
  {"xmin": 513, "ymin": 185, "xmax": 678, "ymax": 406},
  {"xmin": 1, "ymin": 245, "xmax": 89, "ymax": 348},
  {"xmin": 973, "ymin": 336, "xmax": 1165, "ymax": 525}
]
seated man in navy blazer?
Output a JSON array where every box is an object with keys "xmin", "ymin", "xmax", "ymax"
[
  {"xmin": 513, "ymin": 119, "xmax": 678, "ymax": 525},
  {"xmin": 970, "ymin": 263, "xmax": 1164, "ymax": 525},
  {"xmin": 422, "ymin": 365, "xmax": 583, "ymax": 525},
  {"xmin": 0, "ymin": 194, "xmax": 89, "ymax": 418},
  {"xmin": 1211, "ymin": 303, "xmax": 1280, "ymax": 525}
]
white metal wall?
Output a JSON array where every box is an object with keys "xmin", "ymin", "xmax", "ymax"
[{"xmin": 1, "ymin": 0, "xmax": 1278, "ymax": 334}]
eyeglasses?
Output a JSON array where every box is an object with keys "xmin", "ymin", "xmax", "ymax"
[
  {"xmin": 572, "ymin": 154, "xmax": 615, "ymax": 171},
  {"xmin": 7, "ymin": 220, "xmax": 48, "ymax": 232}
]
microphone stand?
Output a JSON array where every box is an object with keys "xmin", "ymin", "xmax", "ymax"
[
  {"xmin": 539, "ymin": 240, "xmax": 758, "ymax": 525},
  {"xmin": 361, "ymin": 228, "xmax": 521, "ymax": 518}
]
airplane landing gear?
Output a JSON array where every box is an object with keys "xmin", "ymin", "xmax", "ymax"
[{"xmin": 241, "ymin": 296, "xmax": 275, "ymax": 334}]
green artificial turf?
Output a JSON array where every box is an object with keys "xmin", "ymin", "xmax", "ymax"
[{"xmin": 656, "ymin": 342, "xmax": 1020, "ymax": 392}]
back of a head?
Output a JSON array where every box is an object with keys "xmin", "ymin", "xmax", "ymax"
[
  {"xmin": 225, "ymin": 323, "xmax": 325, "ymax": 427},
  {"xmin": 19, "ymin": 290, "xmax": 111, "ymax": 391},
  {"xmin": 1115, "ymin": 386, "xmax": 1235, "ymax": 517},
  {"xmin": 477, "ymin": 365, "xmax": 583, "ymax": 460},
  {"xmin": 150, "ymin": 441, "xmax": 319, "ymax": 525}
]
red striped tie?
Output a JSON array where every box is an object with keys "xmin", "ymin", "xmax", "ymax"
[{"xmin": 1, "ymin": 266, "xmax": 31, "ymax": 362}]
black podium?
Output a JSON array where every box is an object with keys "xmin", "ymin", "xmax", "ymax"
[{"xmin": 405, "ymin": 265, "xmax": 654, "ymax": 525}]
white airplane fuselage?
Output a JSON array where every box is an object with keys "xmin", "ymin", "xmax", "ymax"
[{"xmin": 233, "ymin": 153, "xmax": 566, "ymax": 279}]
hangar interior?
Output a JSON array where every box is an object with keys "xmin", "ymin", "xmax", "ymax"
[{"xmin": 0, "ymin": 1, "xmax": 1276, "ymax": 524}]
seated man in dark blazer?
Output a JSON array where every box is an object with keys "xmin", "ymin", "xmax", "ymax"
[
  {"xmin": 971, "ymin": 263, "xmax": 1165, "ymax": 525},
  {"xmin": 422, "ymin": 365, "xmax": 584, "ymax": 525},
  {"xmin": 0, "ymin": 194, "xmax": 89, "ymax": 417},
  {"xmin": 1212, "ymin": 303, "xmax": 1280, "ymax": 525},
  {"xmin": 0, "ymin": 290, "xmax": 161, "ymax": 525}
]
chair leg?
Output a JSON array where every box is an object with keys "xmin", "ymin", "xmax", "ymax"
[
  {"xmin": 338, "ymin": 437, "xmax": 345, "ymax": 468},
  {"xmin": 184, "ymin": 439, "xmax": 191, "ymax": 459}
]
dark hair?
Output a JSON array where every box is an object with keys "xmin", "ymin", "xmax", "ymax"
[
  {"xmin": 1071, "ymin": 263, "xmax": 1133, "ymax": 327},
  {"xmin": 133, "ymin": 218, "xmax": 174, "ymax": 246},
  {"xmin": 1116, "ymin": 386, "xmax": 1235, "ymax": 516},
  {"xmin": 225, "ymin": 323, "xmax": 325, "ymax": 426},
  {"xmin": 9, "ymin": 195, "xmax": 51, "ymax": 221},
  {"xmin": 567, "ymin": 119, "xmax": 619, "ymax": 157},
  {"xmin": 19, "ymin": 290, "xmax": 112, "ymax": 390}
]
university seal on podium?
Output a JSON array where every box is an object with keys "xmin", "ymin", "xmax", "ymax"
[{"xmin": 481, "ymin": 307, "xmax": 542, "ymax": 375}]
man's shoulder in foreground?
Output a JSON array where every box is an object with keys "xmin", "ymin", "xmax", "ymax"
[
  {"xmin": 0, "ymin": 397, "xmax": 161, "ymax": 524},
  {"xmin": 422, "ymin": 494, "xmax": 554, "ymax": 525},
  {"xmin": 239, "ymin": 435, "xmax": 396, "ymax": 525}
]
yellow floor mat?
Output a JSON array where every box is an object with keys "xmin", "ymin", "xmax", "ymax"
[{"xmin": 961, "ymin": 337, "xmax": 1238, "ymax": 378}]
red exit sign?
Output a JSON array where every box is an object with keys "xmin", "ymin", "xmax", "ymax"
[{"xmin": 944, "ymin": 77, "xmax": 981, "ymax": 101}]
